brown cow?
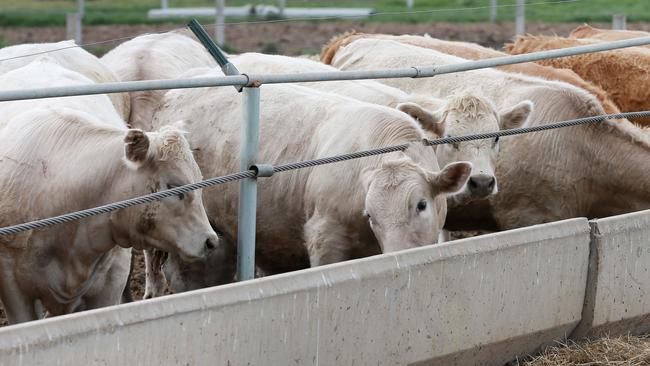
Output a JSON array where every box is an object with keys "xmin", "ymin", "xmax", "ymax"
[
  {"xmin": 571, "ymin": 24, "xmax": 650, "ymax": 48},
  {"xmin": 505, "ymin": 35, "xmax": 650, "ymax": 125}
]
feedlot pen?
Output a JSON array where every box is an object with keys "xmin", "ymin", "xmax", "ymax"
[{"xmin": 0, "ymin": 26, "xmax": 649, "ymax": 365}]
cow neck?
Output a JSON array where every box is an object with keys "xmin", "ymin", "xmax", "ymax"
[
  {"xmin": 581, "ymin": 122, "xmax": 650, "ymax": 218},
  {"xmin": 49, "ymin": 131, "xmax": 131, "ymax": 255}
]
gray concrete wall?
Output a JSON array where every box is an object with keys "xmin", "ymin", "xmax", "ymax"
[
  {"xmin": 0, "ymin": 218, "xmax": 590, "ymax": 366},
  {"xmin": 572, "ymin": 210, "xmax": 650, "ymax": 338}
]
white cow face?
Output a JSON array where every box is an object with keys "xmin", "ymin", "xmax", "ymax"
[
  {"xmin": 110, "ymin": 125, "xmax": 219, "ymax": 262},
  {"xmin": 363, "ymin": 156, "xmax": 471, "ymax": 252},
  {"xmin": 433, "ymin": 96, "xmax": 533, "ymax": 206}
]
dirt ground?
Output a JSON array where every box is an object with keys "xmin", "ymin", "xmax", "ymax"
[{"xmin": 4, "ymin": 20, "xmax": 650, "ymax": 56}]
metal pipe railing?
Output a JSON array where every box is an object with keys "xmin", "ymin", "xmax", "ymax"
[{"xmin": 1, "ymin": 35, "xmax": 650, "ymax": 102}]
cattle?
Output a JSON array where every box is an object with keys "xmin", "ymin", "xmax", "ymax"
[
  {"xmin": 0, "ymin": 62, "xmax": 219, "ymax": 324},
  {"xmin": 142, "ymin": 52, "xmax": 531, "ymax": 299},
  {"xmin": 0, "ymin": 58, "xmax": 125, "ymax": 128},
  {"xmin": 570, "ymin": 24, "xmax": 650, "ymax": 47},
  {"xmin": 505, "ymin": 35, "xmax": 650, "ymax": 125},
  {"xmin": 0, "ymin": 40, "xmax": 130, "ymax": 121},
  {"xmin": 233, "ymin": 52, "xmax": 532, "ymax": 204},
  {"xmin": 101, "ymin": 32, "xmax": 217, "ymax": 131},
  {"xmin": 321, "ymin": 32, "xmax": 621, "ymax": 115},
  {"xmin": 150, "ymin": 70, "xmax": 471, "ymax": 292},
  {"xmin": 321, "ymin": 36, "xmax": 650, "ymax": 232},
  {"xmin": 102, "ymin": 32, "xmax": 222, "ymax": 298},
  {"xmin": 0, "ymin": 59, "xmax": 138, "ymax": 307}
]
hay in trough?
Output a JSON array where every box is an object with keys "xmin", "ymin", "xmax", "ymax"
[{"xmin": 521, "ymin": 335, "xmax": 650, "ymax": 366}]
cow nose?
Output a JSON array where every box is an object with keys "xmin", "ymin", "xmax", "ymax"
[
  {"xmin": 205, "ymin": 235, "xmax": 218, "ymax": 252},
  {"xmin": 467, "ymin": 174, "xmax": 496, "ymax": 197}
]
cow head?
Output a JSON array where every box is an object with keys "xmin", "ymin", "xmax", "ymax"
[
  {"xmin": 110, "ymin": 124, "xmax": 218, "ymax": 262},
  {"xmin": 400, "ymin": 93, "xmax": 533, "ymax": 207},
  {"xmin": 162, "ymin": 223, "xmax": 236, "ymax": 294},
  {"xmin": 363, "ymin": 147, "xmax": 471, "ymax": 252}
]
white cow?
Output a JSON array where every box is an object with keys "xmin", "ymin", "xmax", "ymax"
[
  {"xmin": 102, "ymin": 33, "xmax": 223, "ymax": 297},
  {"xmin": 324, "ymin": 37, "xmax": 650, "ymax": 231},
  {"xmin": 143, "ymin": 52, "xmax": 532, "ymax": 298},
  {"xmin": 0, "ymin": 64, "xmax": 218, "ymax": 324},
  {"xmin": 0, "ymin": 59, "xmax": 125, "ymax": 128},
  {"xmin": 150, "ymin": 70, "xmax": 471, "ymax": 292},
  {"xmin": 232, "ymin": 52, "xmax": 532, "ymax": 206},
  {"xmin": 0, "ymin": 40, "xmax": 130, "ymax": 121},
  {"xmin": 101, "ymin": 32, "xmax": 217, "ymax": 131}
]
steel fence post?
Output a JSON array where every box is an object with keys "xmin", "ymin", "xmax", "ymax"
[{"xmin": 237, "ymin": 87, "xmax": 260, "ymax": 281}]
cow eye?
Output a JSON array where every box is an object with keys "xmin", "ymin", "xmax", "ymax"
[
  {"xmin": 166, "ymin": 184, "xmax": 185, "ymax": 200},
  {"xmin": 416, "ymin": 200, "xmax": 427, "ymax": 212},
  {"xmin": 492, "ymin": 136, "xmax": 500, "ymax": 148}
]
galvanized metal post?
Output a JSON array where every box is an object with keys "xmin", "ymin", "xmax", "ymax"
[
  {"xmin": 66, "ymin": 13, "xmax": 77, "ymax": 42},
  {"xmin": 515, "ymin": 0, "xmax": 525, "ymax": 36},
  {"xmin": 75, "ymin": 0, "xmax": 84, "ymax": 44},
  {"xmin": 161, "ymin": 0, "xmax": 168, "ymax": 9},
  {"xmin": 612, "ymin": 14, "xmax": 626, "ymax": 30},
  {"xmin": 278, "ymin": 0, "xmax": 286, "ymax": 16},
  {"xmin": 215, "ymin": 0, "xmax": 225, "ymax": 45},
  {"xmin": 490, "ymin": 0, "xmax": 497, "ymax": 22},
  {"xmin": 237, "ymin": 87, "xmax": 260, "ymax": 281},
  {"xmin": 406, "ymin": 0, "xmax": 414, "ymax": 9}
]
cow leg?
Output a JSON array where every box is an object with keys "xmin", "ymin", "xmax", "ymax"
[
  {"xmin": 304, "ymin": 214, "xmax": 352, "ymax": 267},
  {"xmin": 84, "ymin": 247, "xmax": 132, "ymax": 309},
  {"xmin": 121, "ymin": 250, "xmax": 134, "ymax": 304},
  {"xmin": 0, "ymin": 276, "xmax": 37, "ymax": 324},
  {"xmin": 438, "ymin": 229, "xmax": 452, "ymax": 243},
  {"xmin": 143, "ymin": 249, "xmax": 167, "ymax": 299},
  {"xmin": 34, "ymin": 300, "xmax": 47, "ymax": 319}
]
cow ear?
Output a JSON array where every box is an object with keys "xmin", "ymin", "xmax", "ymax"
[
  {"xmin": 499, "ymin": 100, "xmax": 533, "ymax": 130},
  {"xmin": 429, "ymin": 161, "xmax": 472, "ymax": 194},
  {"xmin": 397, "ymin": 102, "xmax": 446, "ymax": 138},
  {"xmin": 361, "ymin": 167, "xmax": 378, "ymax": 193},
  {"xmin": 124, "ymin": 129, "xmax": 151, "ymax": 168}
]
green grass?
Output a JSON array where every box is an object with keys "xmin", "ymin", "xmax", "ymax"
[{"xmin": 1, "ymin": 0, "xmax": 649, "ymax": 27}]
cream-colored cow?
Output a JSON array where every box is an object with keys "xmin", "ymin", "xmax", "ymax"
[
  {"xmin": 0, "ymin": 40, "xmax": 130, "ymax": 121},
  {"xmin": 0, "ymin": 62, "xmax": 218, "ymax": 324},
  {"xmin": 150, "ymin": 70, "xmax": 471, "ymax": 292},
  {"xmin": 322, "ymin": 37, "xmax": 650, "ymax": 231},
  {"xmin": 232, "ymin": 52, "xmax": 532, "ymax": 205},
  {"xmin": 321, "ymin": 32, "xmax": 621, "ymax": 116},
  {"xmin": 0, "ymin": 58, "xmax": 124, "ymax": 128},
  {"xmin": 101, "ymin": 32, "xmax": 217, "ymax": 131}
]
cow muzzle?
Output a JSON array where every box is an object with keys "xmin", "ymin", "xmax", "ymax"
[{"xmin": 467, "ymin": 174, "xmax": 497, "ymax": 198}]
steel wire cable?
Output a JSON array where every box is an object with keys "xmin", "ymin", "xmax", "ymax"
[{"xmin": 1, "ymin": 110, "xmax": 648, "ymax": 237}]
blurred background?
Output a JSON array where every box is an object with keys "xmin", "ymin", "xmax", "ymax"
[{"xmin": 0, "ymin": 1, "xmax": 648, "ymax": 56}]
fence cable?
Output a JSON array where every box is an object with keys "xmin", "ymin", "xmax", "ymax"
[{"xmin": 0, "ymin": 109, "xmax": 648, "ymax": 237}]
